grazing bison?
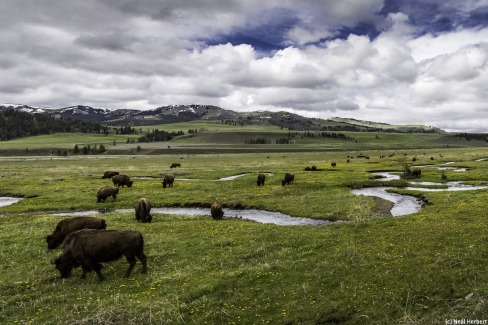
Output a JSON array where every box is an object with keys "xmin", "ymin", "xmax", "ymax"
[
  {"xmin": 210, "ymin": 202, "xmax": 224, "ymax": 220},
  {"xmin": 97, "ymin": 186, "xmax": 119, "ymax": 203},
  {"xmin": 112, "ymin": 174, "xmax": 133, "ymax": 188},
  {"xmin": 412, "ymin": 168, "xmax": 422, "ymax": 178},
  {"xmin": 170, "ymin": 163, "xmax": 181, "ymax": 168},
  {"xmin": 282, "ymin": 172, "xmax": 295, "ymax": 186},
  {"xmin": 46, "ymin": 217, "xmax": 107, "ymax": 249},
  {"xmin": 135, "ymin": 198, "xmax": 152, "ymax": 223},
  {"xmin": 257, "ymin": 173, "xmax": 266, "ymax": 186},
  {"xmin": 331, "ymin": 162, "xmax": 337, "ymax": 168},
  {"xmin": 54, "ymin": 229, "xmax": 147, "ymax": 280},
  {"xmin": 102, "ymin": 171, "xmax": 119, "ymax": 179},
  {"xmin": 162, "ymin": 174, "xmax": 175, "ymax": 188},
  {"xmin": 311, "ymin": 166, "xmax": 317, "ymax": 171}
]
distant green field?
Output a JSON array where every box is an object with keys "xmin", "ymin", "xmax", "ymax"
[
  {"xmin": 1, "ymin": 147, "xmax": 488, "ymax": 323},
  {"xmin": 0, "ymin": 121, "xmax": 486, "ymax": 156}
]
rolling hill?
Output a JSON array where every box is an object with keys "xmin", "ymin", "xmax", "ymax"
[{"xmin": 0, "ymin": 103, "xmax": 444, "ymax": 133}]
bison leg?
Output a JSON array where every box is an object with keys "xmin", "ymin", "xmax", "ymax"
[
  {"xmin": 111, "ymin": 194, "xmax": 117, "ymax": 202},
  {"xmin": 124, "ymin": 256, "xmax": 137, "ymax": 277},
  {"xmin": 92, "ymin": 263, "xmax": 105, "ymax": 281},
  {"xmin": 80, "ymin": 265, "xmax": 90, "ymax": 279},
  {"xmin": 137, "ymin": 252, "xmax": 147, "ymax": 274}
]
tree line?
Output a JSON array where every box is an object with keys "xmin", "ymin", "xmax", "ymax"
[
  {"xmin": 455, "ymin": 133, "xmax": 488, "ymax": 142},
  {"xmin": 0, "ymin": 109, "xmax": 109, "ymax": 141}
]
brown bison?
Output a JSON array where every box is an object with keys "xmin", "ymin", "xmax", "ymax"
[
  {"xmin": 412, "ymin": 168, "xmax": 422, "ymax": 178},
  {"xmin": 97, "ymin": 186, "xmax": 119, "ymax": 203},
  {"xmin": 112, "ymin": 174, "xmax": 133, "ymax": 188},
  {"xmin": 170, "ymin": 163, "xmax": 181, "ymax": 168},
  {"xmin": 135, "ymin": 198, "xmax": 152, "ymax": 223},
  {"xmin": 331, "ymin": 162, "xmax": 337, "ymax": 168},
  {"xmin": 46, "ymin": 217, "xmax": 107, "ymax": 249},
  {"xmin": 101, "ymin": 171, "xmax": 119, "ymax": 179},
  {"xmin": 210, "ymin": 202, "xmax": 224, "ymax": 220},
  {"xmin": 162, "ymin": 174, "xmax": 175, "ymax": 188},
  {"xmin": 282, "ymin": 172, "xmax": 295, "ymax": 186},
  {"xmin": 257, "ymin": 173, "xmax": 266, "ymax": 186},
  {"xmin": 54, "ymin": 229, "xmax": 147, "ymax": 281}
]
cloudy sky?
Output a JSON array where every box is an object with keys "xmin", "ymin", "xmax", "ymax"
[{"xmin": 1, "ymin": 0, "xmax": 488, "ymax": 131}]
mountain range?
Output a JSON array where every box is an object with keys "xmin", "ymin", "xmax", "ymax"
[{"xmin": 0, "ymin": 103, "xmax": 443, "ymax": 133}]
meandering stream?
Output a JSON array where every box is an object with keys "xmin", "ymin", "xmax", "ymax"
[{"xmin": 2, "ymin": 161, "xmax": 487, "ymax": 225}]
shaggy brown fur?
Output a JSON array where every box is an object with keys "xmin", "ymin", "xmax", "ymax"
[
  {"xmin": 257, "ymin": 173, "xmax": 266, "ymax": 186},
  {"xmin": 412, "ymin": 168, "xmax": 422, "ymax": 178},
  {"xmin": 96, "ymin": 186, "xmax": 119, "ymax": 203},
  {"xmin": 55, "ymin": 229, "xmax": 147, "ymax": 280},
  {"xmin": 46, "ymin": 217, "xmax": 106, "ymax": 249},
  {"xmin": 162, "ymin": 174, "xmax": 175, "ymax": 188},
  {"xmin": 112, "ymin": 174, "xmax": 133, "ymax": 188},
  {"xmin": 135, "ymin": 198, "xmax": 152, "ymax": 223},
  {"xmin": 281, "ymin": 172, "xmax": 295, "ymax": 186},
  {"xmin": 210, "ymin": 202, "xmax": 224, "ymax": 220},
  {"xmin": 101, "ymin": 171, "xmax": 119, "ymax": 179}
]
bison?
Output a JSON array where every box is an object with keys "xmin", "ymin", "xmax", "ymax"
[
  {"xmin": 281, "ymin": 172, "xmax": 294, "ymax": 186},
  {"xmin": 112, "ymin": 174, "xmax": 133, "ymax": 188},
  {"xmin": 46, "ymin": 217, "xmax": 107, "ymax": 249},
  {"xmin": 210, "ymin": 202, "xmax": 224, "ymax": 220},
  {"xmin": 170, "ymin": 163, "xmax": 181, "ymax": 168},
  {"xmin": 331, "ymin": 162, "xmax": 337, "ymax": 168},
  {"xmin": 412, "ymin": 168, "xmax": 422, "ymax": 178},
  {"xmin": 162, "ymin": 174, "xmax": 175, "ymax": 188},
  {"xmin": 54, "ymin": 229, "xmax": 147, "ymax": 281},
  {"xmin": 257, "ymin": 173, "xmax": 266, "ymax": 186},
  {"xmin": 102, "ymin": 171, "xmax": 119, "ymax": 179},
  {"xmin": 135, "ymin": 198, "xmax": 152, "ymax": 223},
  {"xmin": 97, "ymin": 186, "xmax": 119, "ymax": 203}
]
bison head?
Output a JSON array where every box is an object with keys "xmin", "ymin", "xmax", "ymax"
[
  {"xmin": 46, "ymin": 235, "xmax": 60, "ymax": 250},
  {"xmin": 54, "ymin": 255, "xmax": 74, "ymax": 278}
]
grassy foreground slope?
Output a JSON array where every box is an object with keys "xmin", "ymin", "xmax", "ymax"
[{"xmin": 0, "ymin": 148, "xmax": 488, "ymax": 324}]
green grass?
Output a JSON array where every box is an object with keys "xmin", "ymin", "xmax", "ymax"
[
  {"xmin": 1, "ymin": 121, "xmax": 487, "ymax": 156},
  {"xmin": 1, "ymin": 147, "xmax": 488, "ymax": 323}
]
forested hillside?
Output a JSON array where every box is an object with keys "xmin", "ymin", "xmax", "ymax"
[{"xmin": 0, "ymin": 109, "xmax": 109, "ymax": 141}]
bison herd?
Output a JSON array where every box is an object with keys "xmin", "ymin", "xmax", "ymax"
[{"xmin": 46, "ymin": 157, "xmax": 420, "ymax": 280}]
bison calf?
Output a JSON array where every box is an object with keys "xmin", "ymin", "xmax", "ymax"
[
  {"xmin": 54, "ymin": 229, "xmax": 147, "ymax": 281},
  {"xmin": 102, "ymin": 171, "xmax": 119, "ymax": 179},
  {"xmin": 97, "ymin": 186, "xmax": 119, "ymax": 203},
  {"xmin": 257, "ymin": 173, "xmax": 266, "ymax": 186},
  {"xmin": 112, "ymin": 174, "xmax": 133, "ymax": 188},
  {"xmin": 210, "ymin": 202, "xmax": 224, "ymax": 220},
  {"xmin": 162, "ymin": 174, "xmax": 175, "ymax": 188},
  {"xmin": 135, "ymin": 198, "xmax": 152, "ymax": 223},
  {"xmin": 282, "ymin": 172, "xmax": 295, "ymax": 186},
  {"xmin": 46, "ymin": 216, "xmax": 107, "ymax": 249}
]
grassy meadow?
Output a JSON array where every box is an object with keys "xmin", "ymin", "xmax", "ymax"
[
  {"xmin": 1, "ymin": 120, "xmax": 488, "ymax": 156},
  {"xmin": 0, "ymin": 131, "xmax": 488, "ymax": 324}
]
